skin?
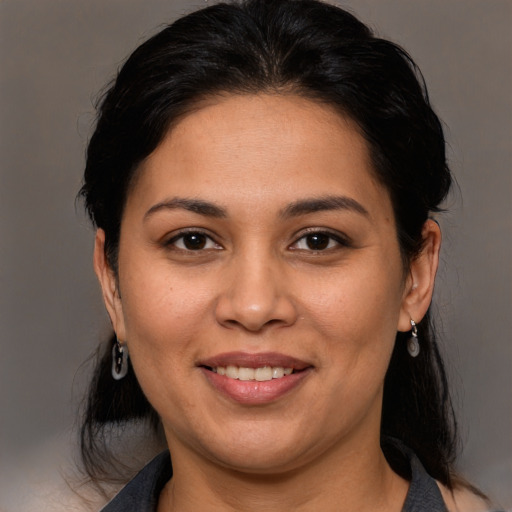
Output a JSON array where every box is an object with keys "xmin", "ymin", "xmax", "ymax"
[{"xmin": 95, "ymin": 94, "xmax": 441, "ymax": 511}]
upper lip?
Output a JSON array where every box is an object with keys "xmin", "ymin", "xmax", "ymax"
[{"xmin": 198, "ymin": 351, "xmax": 312, "ymax": 370}]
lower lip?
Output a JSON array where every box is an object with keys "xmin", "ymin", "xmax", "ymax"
[{"xmin": 201, "ymin": 367, "xmax": 312, "ymax": 405}]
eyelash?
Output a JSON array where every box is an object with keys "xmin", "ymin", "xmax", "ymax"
[
  {"xmin": 165, "ymin": 229, "xmax": 222, "ymax": 252},
  {"xmin": 290, "ymin": 229, "xmax": 351, "ymax": 252},
  {"xmin": 165, "ymin": 228, "xmax": 350, "ymax": 254}
]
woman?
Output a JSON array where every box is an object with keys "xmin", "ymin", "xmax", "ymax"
[{"xmin": 79, "ymin": 1, "xmax": 501, "ymax": 510}]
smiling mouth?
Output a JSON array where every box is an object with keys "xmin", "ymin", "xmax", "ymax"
[
  {"xmin": 199, "ymin": 353, "xmax": 312, "ymax": 403},
  {"xmin": 204, "ymin": 365, "xmax": 296, "ymax": 382}
]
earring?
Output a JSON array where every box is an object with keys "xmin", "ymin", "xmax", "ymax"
[
  {"xmin": 407, "ymin": 320, "xmax": 420, "ymax": 357},
  {"xmin": 112, "ymin": 339, "xmax": 129, "ymax": 380}
]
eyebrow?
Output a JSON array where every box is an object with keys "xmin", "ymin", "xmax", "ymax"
[
  {"xmin": 144, "ymin": 195, "xmax": 368, "ymax": 221},
  {"xmin": 280, "ymin": 195, "xmax": 369, "ymax": 218},
  {"xmin": 144, "ymin": 197, "xmax": 228, "ymax": 220}
]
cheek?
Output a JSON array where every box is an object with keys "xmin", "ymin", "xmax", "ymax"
[
  {"xmin": 296, "ymin": 258, "xmax": 404, "ymax": 378},
  {"xmin": 300, "ymin": 262, "xmax": 403, "ymax": 337},
  {"xmin": 118, "ymin": 259, "xmax": 216, "ymax": 363},
  {"xmin": 117, "ymin": 267, "xmax": 217, "ymax": 419}
]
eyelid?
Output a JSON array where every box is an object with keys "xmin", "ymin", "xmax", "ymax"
[
  {"xmin": 165, "ymin": 228, "xmax": 223, "ymax": 250},
  {"xmin": 289, "ymin": 228, "xmax": 351, "ymax": 250}
]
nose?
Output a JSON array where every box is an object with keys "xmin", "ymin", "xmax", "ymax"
[{"xmin": 215, "ymin": 252, "xmax": 298, "ymax": 332}]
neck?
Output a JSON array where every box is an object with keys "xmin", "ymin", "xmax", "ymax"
[{"xmin": 158, "ymin": 434, "xmax": 408, "ymax": 512}]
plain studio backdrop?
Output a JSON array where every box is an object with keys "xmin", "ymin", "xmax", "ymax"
[{"xmin": 0, "ymin": 1, "xmax": 510, "ymax": 510}]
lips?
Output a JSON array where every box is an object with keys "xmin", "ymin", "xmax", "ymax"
[
  {"xmin": 199, "ymin": 351, "xmax": 311, "ymax": 370},
  {"xmin": 198, "ymin": 352, "xmax": 313, "ymax": 404}
]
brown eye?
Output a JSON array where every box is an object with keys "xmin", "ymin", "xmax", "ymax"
[
  {"xmin": 169, "ymin": 231, "xmax": 221, "ymax": 251},
  {"xmin": 182, "ymin": 233, "xmax": 207, "ymax": 250},
  {"xmin": 291, "ymin": 230, "xmax": 348, "ymax": 252},
  {"xmin": 305, "ymin": 233, "xmax": 330, "ymax": 250}
]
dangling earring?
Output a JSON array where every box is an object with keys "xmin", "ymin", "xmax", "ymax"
[
  {"xmin": 112, "ymin": 339, "xmax": 129, "ymax": 380},
  {"xmin": 407, "ymin": 319, "xmax": 420, "ymax": 357}
]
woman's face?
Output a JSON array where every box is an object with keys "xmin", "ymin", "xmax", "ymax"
[{"xmin": 97, "ymin": 94, "xmax": 428, "ymax": 474}]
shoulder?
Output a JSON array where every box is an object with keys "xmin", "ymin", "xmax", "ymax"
[
  {"xmin": 99, "ymin": 451, "xmax": 171, "ymax": 512},
  {"xmin": 437, "ymin": 482, "xmax": 496, "ymax": 512}
]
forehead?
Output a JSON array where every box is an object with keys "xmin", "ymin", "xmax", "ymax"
[
  {"xmin": 162, "ymin": 93, "xmax": 369, "ymax": 166},
  {"xmin": 129, "ymin": 93, "xmax": 390, "ymax": 219}
]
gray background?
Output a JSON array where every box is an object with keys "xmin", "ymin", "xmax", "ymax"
[{"xmin": 0, "ymin": 0, "xmax": 510, "ymax": 509}]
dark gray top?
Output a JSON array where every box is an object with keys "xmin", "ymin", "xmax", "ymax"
[
  {"xmin": 100, "ymin": 450, "xmax": 172, "ymax": 512},
  {"xmin": 99, "ymin": 444, "xmax": 455, "ymax": 512}
]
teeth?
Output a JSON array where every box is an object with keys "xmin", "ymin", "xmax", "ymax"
[
  {"xmin": 226, "ymin": 365, "xmax": 238, "ymax": 379},
  {"xmin": 254, "ymin": 367, "xmax": 273, "ymax": 381},
  {"xmin": 238, "ymin": 367, "xmax": 255, "ymax": 381},
  {"xmin": 212, "ymin": 365, "xmax": 294, "ymax": 381},
  {"xmin": 272, "ymin": 367, "xmax": 284, "ymax": 378}
]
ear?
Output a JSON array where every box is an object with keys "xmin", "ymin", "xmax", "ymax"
[
  {"xmin": 398, "ymin": 219, "xmax": 441, "ymax": 332},
  {"xmin": 93, "ymin": 229, "xmax": 126, "ymax": 341}
]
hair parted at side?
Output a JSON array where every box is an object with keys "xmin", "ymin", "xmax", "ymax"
[{"xmin": 80, "ymin": 0, "xmax": 457, "ymax": 488}]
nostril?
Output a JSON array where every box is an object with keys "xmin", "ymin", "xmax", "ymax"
[
  {"xmin": 214, "ymin": 284, "xmax": 298, "ymax": 331},
  {"xmin": 221, "ymin": 316, "xmax": 288, "ymax": 332}
]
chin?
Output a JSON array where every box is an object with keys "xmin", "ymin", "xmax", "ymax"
[
  {"xmin": 210, "ymin": 447, "xmax": 308, "ymax": 475},
  {"xmin": 193, "ymin": 423, "xmax": 324, "ymax": 475}
]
